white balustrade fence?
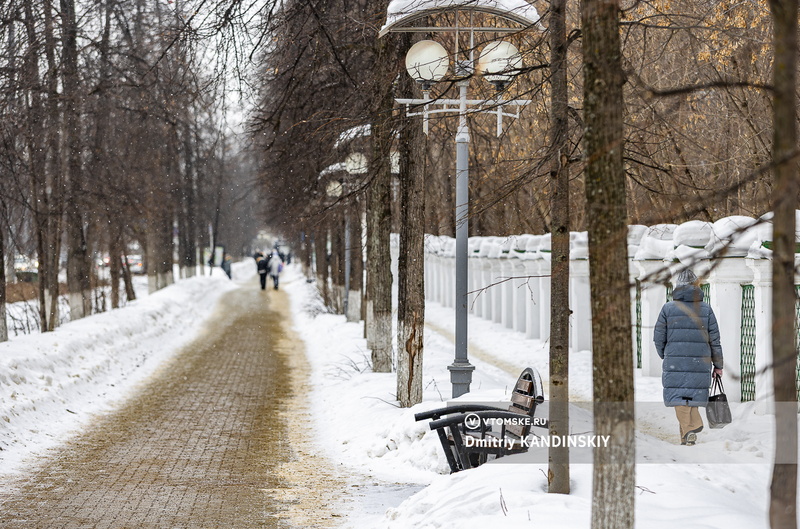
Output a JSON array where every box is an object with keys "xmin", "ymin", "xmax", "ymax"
[{"xmin": 421, "ymin": 212, "xmax": 800, "ymax": 413}]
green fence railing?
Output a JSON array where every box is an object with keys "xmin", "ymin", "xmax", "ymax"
[
  {"xmin": 795, "ymin": 286, "xmax": 800, "ymax": 401},
  {"xmin": 635, "ymin": 280, "xmax": 642, "ymax": 369},
  {"xmin": 740, "ymin": 284, "xmax": 756, "ymax": 402}
]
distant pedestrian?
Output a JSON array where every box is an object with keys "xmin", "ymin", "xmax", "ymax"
[
  {"xmin": 654, "ymin": 269, "xmax": 724, "ymax": 446},
  {"xmin": 256, "ymin": 253, "xmax": 269, "ymax": 290},
  {"xmin": 221, "ymin": 254, "xmax": 232, "ymax": 279},
  {"xmin": 268, "ymin": 250, "xmax": 283, "ymax": 290}
]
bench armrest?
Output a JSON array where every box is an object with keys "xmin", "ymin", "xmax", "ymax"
[
  {"xmin": 428, "ymin": 410, "xmax": 548, "ymax": 432},
  {"xmin": 414, "ymin": 404, "xmax": 507, "ymax": 422}
]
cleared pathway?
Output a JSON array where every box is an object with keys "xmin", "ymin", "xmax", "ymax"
[{"xmin": 0, "ymin": 285, "xmax": 343, "ymax": 528}]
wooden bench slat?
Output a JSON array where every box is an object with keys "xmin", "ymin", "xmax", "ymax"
[
  {"xmin": 510, "ymin": 392, "xmax": 536, "ymax": 410},
  {"xmin": 515, "ymin": 379, "xmax": 533, "ymax": 393},
  {"xmin": 507, "ymin": 424, "xmax": 526, "ymax": 437}
]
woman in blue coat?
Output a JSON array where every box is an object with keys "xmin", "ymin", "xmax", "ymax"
[{"xmin": 654, "ymin": 269, "xmax": 724, "ymax": 445}]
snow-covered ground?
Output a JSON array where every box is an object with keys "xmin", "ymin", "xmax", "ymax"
[
  {"xmin": 0, "ymin": 260, "xmax": 787, "ymax": 528},
  {"xmin": 0, "ymin": 265, "xmax": 241, "ymax": 474},
  {"xmin": 284, "ymin": 266, "xmax": 780, "ymax": 529},
  {"xmin": 4, "ymin": 282, "xmax": 155, "ymax": 341}
]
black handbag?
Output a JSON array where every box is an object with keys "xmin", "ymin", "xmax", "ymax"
[{"xmin": 706, "ymin": 377, "xmax": 732, "ymax": 428}]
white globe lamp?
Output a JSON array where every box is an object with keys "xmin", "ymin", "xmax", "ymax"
[
  {"xmin": 405, "ymin": 40, "xmax": 449, "ymax": 90},
  {"xmin": 478, "ymin": 41, "xmax": 522, "ymax": 91}
]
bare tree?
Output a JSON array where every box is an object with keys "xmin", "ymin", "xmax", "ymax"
[
  {"xmin": 768, "ymin": 0, "xmax": 798, "ymax": 526},
  {"xmin": 581, "ymin": 0, "xmax": 635, "ymax": 527},
  {"xmin": 61, "ymin": 0, "xmax": 92, "ymax": 320},
  {"xmin": 365, "ymin": 31, "xmax": 397, "ymax": 372},
  {"xmin": 0, "ymin": 216, "xmax": 6, "ymax": 342},
  {"xmin": 396, "ymin": 44, "xmax": 426, "ymax": 406},
  {"xmin": 548, "ymin": 0, "xmax": 572, "ymax": 495}
]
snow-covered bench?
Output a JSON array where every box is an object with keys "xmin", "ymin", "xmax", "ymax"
[{"xmin": 414, "ymin": 367, "xmax": 547, "ymax": 473}]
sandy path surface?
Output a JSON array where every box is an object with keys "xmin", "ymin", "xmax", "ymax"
[{"xmin": 0, "ymin": 286, "xmax": 347, "ymax": 528}]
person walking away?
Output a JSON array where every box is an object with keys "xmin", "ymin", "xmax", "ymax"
[
  {"xmin": 268, "ymin": 250, "xmax": 283, "ymax": 290},
  {"xmin": 256, "ymin": 253, "xmax": 269, "ymax": 290},
  {"xmin": 221, "ymin": 254, "xmax": 233, "ymax": 279},
  {"xmin": 654, "ymin": 269, "xmax": 723, "ymax": 445}
]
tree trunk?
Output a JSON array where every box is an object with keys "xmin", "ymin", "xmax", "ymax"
[
  {"xmin": 22, "ymin": 0, "xmax": 49, "ymax": 333},
  {"xmin": 109, "ymin": 220, "xmax": 123, "ymax": 309},
  {"xmin": 581, "ymin": 1, "xmax": 635, "ymax": 527},
  {"xmin": 182, "ymin": 122, "xmax": 197, "ymax": 278},
  {"xmin": 331, "ymin": 209, "xmax": 345, "ymax": 313},
  {"xmin": 146, "ymin": 213, "xmax": 160, "ymax": 293},
  {"xmin": 315, "ymin": 226, "xmax": 330, "ymax": 308},
  {"xmin": 768, "ymin": 0, "xmax": 799, "ymax": 527},
  {"xmin": 396, "ymin": 60, "xmax": 426, "ymax": 407},
  {"xmin": 121, "ymin": 246, "xmax": 136, "ymax": 303},
  {"xmin": 42, "ymin": 0, "xmax": 63, "ymax": 331},
  {"xmin": 548, "ymin": 0, "xmax": 571, "ymax": 495},
  {"xmin": 62, "ymin": 0, "xmax": 92, "ymax": 320},
  {"xmin": 0, "ymin": 228, "xmax": 7, "ymax": 343},
  {"xmin": 366, "ymin": 35, "xmax": 397, "ymax": 373},
  {"xmin": 346, "ymin": 196, "xmax": 363, "ymax": 322}
]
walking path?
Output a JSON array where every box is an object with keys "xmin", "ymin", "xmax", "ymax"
[{"xmin": 0, "ymin": 286, "xmax": 346, "ymax": 528}]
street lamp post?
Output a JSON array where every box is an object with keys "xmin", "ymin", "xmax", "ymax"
[{"xmin": 389, "ymin": 27, "xmax": 529, "ymax": 398}]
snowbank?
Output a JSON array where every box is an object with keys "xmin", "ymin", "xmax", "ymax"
[
  {"xmin": 0, "ymin": 266, "xmax": 242, "ymax": 475},
  {"xmin": 284, "ymin": 266, "xmax": 780, "ymax": 529}
]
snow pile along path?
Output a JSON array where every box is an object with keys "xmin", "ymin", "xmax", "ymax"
[
  {"xmin": 0, "ymin": 271, "xmax": 240, "ymax": 475},
  {"xmin": 283, "ymin": 266, "xmax": 779, "ymax": 529}
]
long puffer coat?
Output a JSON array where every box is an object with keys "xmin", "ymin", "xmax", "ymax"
[{"xmin": 653, "ymin": 285, "xmax": 723, "ymax": 407}]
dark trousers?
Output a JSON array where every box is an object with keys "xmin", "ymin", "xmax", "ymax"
[
  {"xmin": 271, "ymin": 274, "xmax": 279, "ymax": 289},
  {"xmin": 259, "ymin": 272, "xmax": 267, "ymax": 290}
]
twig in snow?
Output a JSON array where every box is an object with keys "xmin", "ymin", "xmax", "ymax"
[
  {"xmin": 361, "ymin": 396, "xmax": 402, "ymax": 408},
  {"xmin": 424, "ymin": 378, "xmax": 445, "ymax": 401}
]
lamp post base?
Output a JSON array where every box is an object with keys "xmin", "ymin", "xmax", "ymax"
[{"xmin": 448, "ymin": 361, "xmax": 476, "ymax": 398}]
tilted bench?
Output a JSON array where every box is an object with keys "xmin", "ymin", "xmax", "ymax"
[{"xmin": 415, "ymin": 367, "xmax": 548, "ymax": 473}]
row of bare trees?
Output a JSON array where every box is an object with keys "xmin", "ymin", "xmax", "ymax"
[
  {"xmin": 0, "ymin": 0, "xmax": 794, "ymax": 526},
  {"xmin": 251, "ymin": 0, "xmax": 798, "ymax": 527},
  {"xmin": 0, "ymin": 0, "xmax": 260, "ymax": 339}
]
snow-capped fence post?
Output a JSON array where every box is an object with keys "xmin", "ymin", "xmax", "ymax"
[
  {"xmin": 538, "ymin": 258, "xmax": 552, "ymax": 343},
  {"xmin": 569, "ymin": 258, "xmax": 592, "ymax": 352},
  {"xmin": 468, "ymin": 250, "xmax": 480, "ymax": 316},
  {"xmin": 487, "ymin": 241, "xmax": 504, "ymax": 325},
  {"xmin": 745, "ymin": 258, "xmax": 774, "ymax": 414},
  {"xmin": 522, "ymin": 256, "xmax": 542, "ymax": 340},
  {"xmin": 706, "ymin": 258, "xmax": 753, "ymax": 404},
  {"xmin": 437, "ymin": 247, "xmax": 448, "ymax": 306},
  {"xmin": 509, "ymin": 236, "xmax": 531, "ymax": 334},
  {"xmin": 423, "ymin": 241, "xmax": 432, "ymax": 302},
  {"xmin": 447, "ymin": 241, "xmax": 457, "ymax": 309},
  {"xmin": 499, "ymin": 237, "xmax": 520, "ymax": 330},
  {"xmin": 511, "ymin": 256, "xmax": 528, "ymax": 334},
  {"xmin": 634, "ymin": 260, "xmax": 671, "ymax": 377},
  {"xmin": 478, "ymin": 241, "xmax": 495, "ymax": 319}
]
